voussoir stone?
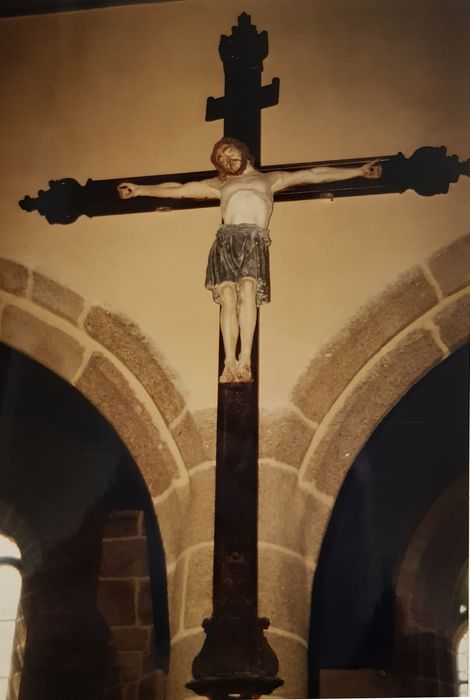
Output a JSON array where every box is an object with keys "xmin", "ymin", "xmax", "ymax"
[
  {"xmin": 170, "ymin": 410, "xmax": 207, "ymax": 470},
  {"xmin": 292, "ymin": 266, "xmax": 438, "ymax": 424},
  {"xmin": 433, "ymin": 290, "xmax": 470, "ymax": 352},
  {"xmin": 259, "ymin": 407, "xmax": 314, "ymax": 468},
  {"xmin": 427, "ymin": 232, "xmax": 470, "ymax": 296},
  {"xmin": 84, "ymin": 306, "xmax": 185, "ymax": 425},
  {"xmin": 76, "ymin": 353, "xmax": 179, "ymax": 496},
  {"xmin": 0, "ymin": 258, "xmax": 29, "ymax": 296},
  {"xmin": 155, "ymin": 467, "xmax": 215, "ymax": 564},
  {"xmin": 305, "ymin": 329, "xmax": 444, "ymax": 497},
  {"xmin": 191, "ymin": 408, "xmax": 216, "ymax": 462},
  {"xmin": 259, "ymin": 462, "xmax": 330, "ymax": 562},
  {"xmin": 1, "ymin": 305, "xmax": 84, "ymax": 380},
  {"xmin": 32, "ymin": 272, "xmax": 84, "ymax": 324}
]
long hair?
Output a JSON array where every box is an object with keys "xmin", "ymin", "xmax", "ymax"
[{"xmin": 210, "ymin": 137, "xmax": 255, "ymax": 174}]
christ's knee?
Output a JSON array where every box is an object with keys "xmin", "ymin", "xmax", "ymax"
[
  {"xmin": 219, "ymin": 283, "xmax": 237, "ymax": 311},
  {"xmin": 238, "ymin": 277, "xmax": 257, "ymax": 306}
]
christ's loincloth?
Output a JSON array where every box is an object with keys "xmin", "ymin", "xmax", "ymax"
[{"xmin": 205, "ymin": 223, "xmax": 271, "ymax": 306}]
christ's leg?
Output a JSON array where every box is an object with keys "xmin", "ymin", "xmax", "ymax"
[
  {"xmin": 237, "ymin": 277, "xmax": 257, "ymax": 382},
  {"xmin": 218, "ymin": 282, "xmax": 239, "ymax": 383}
]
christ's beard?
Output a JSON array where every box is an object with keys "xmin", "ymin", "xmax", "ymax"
[{"xmin": 220, "ymin": 154, "xmax": 248, "ymax": 177}]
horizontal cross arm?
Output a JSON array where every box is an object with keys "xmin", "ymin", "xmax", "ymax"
[{"xmin": 18, "ymin": 146, "xmax": 469, "ymax": 225}]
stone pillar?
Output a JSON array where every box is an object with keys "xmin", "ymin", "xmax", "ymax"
[{"xmin": 97, "ymin": 510, "xmax": 165, "ymax": 700}]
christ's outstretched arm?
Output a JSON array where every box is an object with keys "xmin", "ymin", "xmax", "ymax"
[
  {"xmin": 269, "ymin": 160, "xmax": 382, "ymax": 192},
  {"xmin": 118, "ymin": 178, "xmax": 221, "ymax": 200}
]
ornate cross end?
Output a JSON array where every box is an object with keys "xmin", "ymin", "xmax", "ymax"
[{"xmin": 206, "ymin": 13, "xmax": 280, "ymax": 125}]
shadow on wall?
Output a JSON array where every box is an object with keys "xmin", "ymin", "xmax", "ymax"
[{"xmin": 0, "ymin": 343, "xmax": 170, "ymax": 699}]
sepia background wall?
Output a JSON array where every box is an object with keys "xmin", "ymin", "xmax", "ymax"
[{"xmin": 0, "ymin": 1, "xmax": 469, "ymax": 698}]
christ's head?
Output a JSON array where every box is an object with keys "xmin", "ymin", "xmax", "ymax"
[{"xmin": 211, "ymin": 137, "xmax": 254, "ymax": 178}]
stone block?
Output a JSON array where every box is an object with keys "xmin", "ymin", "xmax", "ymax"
[
  {"xmin": 139, "ymin": 670, "xmax": 167, "ymax": 700},
  {"xmin": 123, "ymin": 683, "xmax": 138, "ymax": 700},
  {"xmin": 111, "ymin": 627, "xmax": 151, "ymax": 652},
  {"xmin": 1, "ymin": 305, "xmax": 84, "ymax": 380},
  {"xmin": 84, "ymin": 306, "xmax": 185, "ymax": 424},
  {"xmin": 167, "ymin": 560, "xmax": 185, "ymax": 638},
  {"xmin": 170, "ymin": 410, "xmax": 207, "ymax": 470},
  {"xmin": 427, "ymin": 232, "xmax": 470, "ymax": 296},
  {"xmin": 292, "ymin": 266, "xmax": 438, "ymax": 423},
  {"xmin": 167, "ymin": 632, "xmax": 204, "ymax": 700},
  {"xmin": 141, "ymin": 651, "xmax": 158, "ymax": 675},
  {"xmin": 258, "ymin": 548, "xmax": 312, "ymax": 640},
  {"xmin": 182, "ymin": 545, "xmax": 213, "ymax": 630},
  {"xmin": 0, "ymin": 258, "xmax": 29, "ymax": 296},
  {"xmin": 97, "ymin": 579, "xmax": 136, "ymax": 626},
  {"xmin": 32, "ymin": 272, "xmax": 84, "ymax": 324},
  {"xmin": 264, "ymin": 630, "xmax": 308, "ymax": 699},
  {"xmin": 259, "ymin": 462, "xmax": 330, "ymax": 563},
  {"xmin": 100, "ymin": 538, "xmax": 149, "ymax": 578},
  {"xmin": 137, "ymin": 579, "xmax": 153, "ymax": 625},
  {"xmin": 104, "ymin": 511, "xmax": 143, "ymax": 539},
  {"xmin": 155, "ymin": 467, "xmax": 215, "ymax": 565},
  {"xmin": 304, "ymin": 329, "xmax": 443, "ymax": 497},
  {"xmin": 77, "ymin": 353, "xmax": 178, "ymax": 497},
  {"xmin": 191, "ymin": 408, "xmax": 216, "ymax": 462},
  {"xmin": 433, "ymin": 291, "xmax": 470, "ymax": 351},
  {"xmin": 117, "ymin": 651, "xmax": 142, "ymax": 682},
  {"xmin": 259, "ymin": 407, "xmax": 314, "ymax": 468}
]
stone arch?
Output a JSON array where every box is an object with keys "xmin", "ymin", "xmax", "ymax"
[
  {"xmin": 290, "ymin": 231, "xmax": 470, "ymax": 558},
  {"xmin": 0, "ymin": 258, "xmax": 214, "ymax": 566}
]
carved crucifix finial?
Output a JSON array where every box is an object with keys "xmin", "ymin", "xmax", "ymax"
[
  {"xmin": 218, "ymin": 12, "xmax": 269, "ymax": 68},
  {"xmin": 206, "ymin": 12, "xmax": 279, "ymax": 165}
]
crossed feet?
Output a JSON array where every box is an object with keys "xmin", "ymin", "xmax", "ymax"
[{"xmin": 219, "ymin": 359, "xmax": 252, "ymax": 383}]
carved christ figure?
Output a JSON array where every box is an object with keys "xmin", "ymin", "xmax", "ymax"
[{"xmin": 118, "ymin": 137, "xmax": 381, "ymax": 383}]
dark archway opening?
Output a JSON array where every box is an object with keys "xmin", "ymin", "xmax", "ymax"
[
  {"xmin": 0, "ymin": 343, "xmax": 170, "ymax": 699},
  {"xmin": 309, "ymin": 344, "xmax": 469, "ymax": 698}
]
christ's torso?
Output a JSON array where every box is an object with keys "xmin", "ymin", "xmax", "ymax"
[{"xmin": 218, "ymin": 171, "xmax": 274, "ymax": 228}]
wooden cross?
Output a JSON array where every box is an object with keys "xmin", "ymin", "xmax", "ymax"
[{"xmin": 19, "ymin": 12, "xmax": 470, "ymax": 700}]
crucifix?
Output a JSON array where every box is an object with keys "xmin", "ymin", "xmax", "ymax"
[{"xmin": 19, "ymin": 12, "xmax": 470, "ymax": 700}]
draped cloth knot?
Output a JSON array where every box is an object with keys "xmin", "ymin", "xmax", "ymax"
[{"xmin": 205, "ymin": 223, "xmax": 271, "ymax": 306}]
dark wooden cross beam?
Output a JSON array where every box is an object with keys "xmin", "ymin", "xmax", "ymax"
[
  {"xmin": 18, "ymin": 12, "xmax": 470, "ymax": 700},
  {"xmin": 18, "ymin": 9, "xmax": 469, "ymax": 226},
  {"xmin": 19, "ymin": 148, "xmax": 470, "ymax": 225}
]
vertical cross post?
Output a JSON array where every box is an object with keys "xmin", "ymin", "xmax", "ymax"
[{"xmin": 186, "ymin": 13, "xmax": 282, "ymax": 700}]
